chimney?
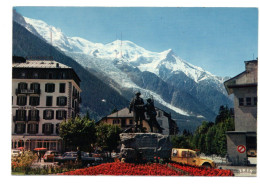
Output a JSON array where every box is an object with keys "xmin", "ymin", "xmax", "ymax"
[{"xmin": 56, "ymin": 63, "xmax": 59, "ymax": 68}]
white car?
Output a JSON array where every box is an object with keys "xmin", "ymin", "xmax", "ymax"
[{"xmin": 11, "ymin": 149, "xmax": 21, "ymax": 157}]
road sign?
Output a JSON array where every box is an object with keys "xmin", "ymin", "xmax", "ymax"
[{"xmin": 237, "ymin": 145, "xmax": 246, "ymax": 153}]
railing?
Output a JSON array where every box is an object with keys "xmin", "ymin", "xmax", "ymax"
[
  {"xmin": 28, "ymin": 116, "xmax": 40, "ymax": 122},
  {"xmin": 13, "ymin": 116, "xmax": 40, "ymax": 122},
  {"xmin": 16, "ymin": 89, "xmax": 41, "ymax": 95},
  {"xmin": 13, "ymin": 116, "xmax": 27, "ymax": 122}
]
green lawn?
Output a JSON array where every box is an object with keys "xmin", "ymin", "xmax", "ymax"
[{"xmin": 12, "ymin": 171, "xmax": 25, "ymax": 175}]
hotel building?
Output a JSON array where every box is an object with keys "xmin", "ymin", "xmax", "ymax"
[{"xmin": 12, "ymin": 57, "xmax": 81, "ymax": 152}]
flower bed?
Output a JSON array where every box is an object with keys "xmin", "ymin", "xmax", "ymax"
[
  {"xmin": 169, "ymin": 163, "xmax": 234, "ymax": 176},
  {"xmin": 58, "ymin": 162, "xmax": 183, "ymax": 176},
  {"xmin": 58, "ymin": 162, "xmax": 234, "ymax": 176}
]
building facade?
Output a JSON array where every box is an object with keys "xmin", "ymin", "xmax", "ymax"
[
  {"xmin": 97, "ymin": 107, "xmax": 178, "ymax": 135},
  {"xmin": 224, "ymin": 59, "xmax": 257, "ymax": 165},
  {"xmin": 12, "ymin": 57, "xmax": 81, "ymax": 152}
]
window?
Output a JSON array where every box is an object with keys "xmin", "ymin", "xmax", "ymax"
[
  {"xmin": 59, "ymin": 83, "xmax": 66, "ymax": 93},
  {"xmin": 56, "ymin": 110, "xmax": 67, "ymax": 120},
  {"xmin": 29, "ymin": 96, "xmax": 40, "ymax": 106},
  {"xmin": 48, "ymin": 73, "xmax": 53, "ymax": 79},
  {"xmin": 181, "ymin": 151, "xmax": 188, "ymax": 158},
  {"xmin": 172, "ymin": 149, "xmax": 178, "ymax": 157},
  {"xmin": 113, "ymin": 119, "xmax": 120, "ymax": 124},
  {"xmin": 60, "ymin": 72, "xmax": 66, "ymax": 79},
  {"xmin": 246, "ymin": 97, "xmax": 251, "ymax": 106},
  {"xmin": 43, "ymin": 110, "xmax": 54, "ymax": 120},
  {"xmin": 57, "ymin": 96, "xmax": 67, "ymax": 106},
  {"xmin": 18, "ymin": 82, "xmax": 27, "ymax": 90},
  {"xmin": 56, "ymin": 124, "xmax": 60, "ymax": 135},
  {"xmin": 45, "ymin": 83, "xmax": 55, "ymax": 93},
  {"xmin": 254, "ymin": 97, "xmax": 257, "ymax": 106},
  {"xmin": 33, "ymin": 72, "xmax": 39, "ymax": 78},
  {"xmin": 17, "ymin": 95, "xmax": 27, "ymax": 106},
  {"xmin": 239, "ymin": 98, "xmax": 244, "ymax": 106},
  {"xmin": 21, "ymin": 72, "xmax": 26, "ymax": 78},
  {"xmin": 28, "ymin": 110, "xmax": 39, "ymax": 121},
  {"xmin": 188, "ymin": 152, "xmax": 196, "ymax": 158},
  {"xmin": 30, "ymin": 83, "xmax": 40, "ymax": 93},
  {"xmin": 46, "ymin": 96, "xmax": 53, "ymax": 106},
  {"xmin": 42, "ymin": 123, "xmax": 54, "ymax": 135},
  {"xmin": 16, "ymin": 110, "xmax": 26, "ymax": 121},
  {"xmin": 15, "ymin": 123, "xmax": 25, "ymax": 134},
  {"xmin": 28, "ymin": 124, "xmax": 38, "ymax": 134},
  {"xmin": 129, "ymin": 119, "xmax": 133, "ymax": 125}
]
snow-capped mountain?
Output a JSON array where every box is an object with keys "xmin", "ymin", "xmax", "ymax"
[
  {"xmin": 24, "ymin": 17, "xmax": 223, "ymax": 84},
  {"xmin": 21, "ymin": 16, "xmax": 233, "ymax": 122}
]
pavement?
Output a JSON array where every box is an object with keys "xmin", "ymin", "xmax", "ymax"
[
  {"xmin": 31, "ymin": 159, "xmax": 57, "ymax": 168},
  {"xmin": 218, "ymin": 165, "xmax": 257, "ymax": 177}
]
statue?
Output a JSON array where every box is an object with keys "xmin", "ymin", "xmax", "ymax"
[
  {"xmin": 144, "ymin": 98, "xmax": 164, "ymax": 133},
  {"xmin": 129, "ymin": 91, "xmax": 145, "ymax": 132}
]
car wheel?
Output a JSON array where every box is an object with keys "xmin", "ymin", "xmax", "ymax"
[{"xmin": 202, "ymin": 163, "xmax": 212, "ymax": 169}]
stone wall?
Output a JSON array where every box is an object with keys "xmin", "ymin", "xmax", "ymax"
[{"xmin": 120, "ymin": 133, "xmax": 172, "ymax": 162}]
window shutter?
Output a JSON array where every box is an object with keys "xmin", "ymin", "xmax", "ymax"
[
  {"xmin": 56, "ymin": 124, "xmax": 59, "ymax": 134},
  {"xmin": 29, "ymin": 97, "xmax": 32, "ymax": 105},
  {"xmin": 42, "ymin": 124, "xmax": 45, "ymax": 133},
  {"xmin": 64, "ymin": 97, "xmax": 67, "ymax": 105},
  {"xmin": 51, "ymin": 124, "xmax": 54, "ymax": 134},
  {"xmin": 36, "ymin": 124, "xmax": 39, "ymax": 134},
  {"xmin": 43, "ymin": 110, "xmax": 46, "ymax": 119},
  {"xmin": 36, "ymin": 110, "xmax": 39, "ymax": 120},
  {"xmin": 64, "ymin": 111, "xmax": 67, "ymax": 119},
  {"xmin": 51, "ymin": 110, "xmax": 54, "ymax": 119},
  {"xmin": 14, "ymin": 124, "xmax": 17, "ymax": 133},
  {"xmin": 45, "ymin": 84, "xmax": 48, "ymax": 92},
  {"xmin": 28, "ymin": 110, "xmax": 31, "ymax": 121},
  {"xmin": 56, "ymin": 110, "xmax": 58, "ymax": 120},
  {"xmin": 27, "ymin": 124, "xmax": 30, "ymax": 133},
  {"xmin": 23, "ymin": 124, "xmax": 26, "ymax": 133},
  {"xmin": 57, "ymin": 97, "xmax": 59, "ymax": 106},
  {"xmin": 37, "ymin": 97, "xmax": 39, "ymax": 105}
]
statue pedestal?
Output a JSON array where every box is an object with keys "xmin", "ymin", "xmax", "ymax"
[{"xmin": 119, "ymin": 133, "xmax": 172, "ymax": 162}]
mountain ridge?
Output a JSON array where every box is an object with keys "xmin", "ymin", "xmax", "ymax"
[{"xmin": 13, "ymin": 12, "xmax": 234, "ymax": 131}]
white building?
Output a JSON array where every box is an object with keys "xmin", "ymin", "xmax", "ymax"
[{"xmin": 12, "ymin": 57, "xmax": 81, "ymax": 152}]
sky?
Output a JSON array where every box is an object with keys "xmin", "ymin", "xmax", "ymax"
[{"xmin": 14, "ymin": 7, "xmax": 258, "ymax": 77}]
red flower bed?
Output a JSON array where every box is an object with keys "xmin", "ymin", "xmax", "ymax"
[
  {"xmin": 169, "ymin": 163, "xmax": 234, "ymax": 176},
  {"xmin": 58, "ymin": 162, "xmax": 183, "ymax": 176},
  {"xmin": 57, "ymin": 162, "xmax": 234, "ymax": 176}
]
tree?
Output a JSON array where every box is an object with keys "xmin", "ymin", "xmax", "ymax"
[
  {"xmin": 59, "ymin": 116, "xmax": 96, "ymax": 152},
  {"xmin": 95, "ymin": 123, "xmax": 121, "ymax": 153}
]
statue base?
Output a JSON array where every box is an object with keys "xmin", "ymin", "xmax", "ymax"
[{"xmin": 119, "ymin": 133, "xmax": 172, "ymax": 162}]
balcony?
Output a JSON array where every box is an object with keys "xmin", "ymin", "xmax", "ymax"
[
  {"xmin": 13, "ymin": 116, "xmax": 27, "ymax": 122},
  {"xmin": 28, "ymin": 116, "xmax": 40, "ymax": 122},
  {"xmin": 16, "ymin": 89, "xmax": 41, "ymax": 95}
]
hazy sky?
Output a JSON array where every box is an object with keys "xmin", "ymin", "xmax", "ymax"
[{"xmin": 15, "ymin": 7, "xmax": 258, "ymax": 77}]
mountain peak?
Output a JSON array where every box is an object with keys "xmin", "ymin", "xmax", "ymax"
[{"xmin": 163, "ymin": 49, "xmax": 176, "ymax": 62}]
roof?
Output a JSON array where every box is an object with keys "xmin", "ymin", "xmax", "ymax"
[
  {"xmin": 12, "ymin": 60, "xmax": 71, "ymax": 69},
  {"xmin": 107, "ymin": 107, "xmax": 134, "ymax": 118}
]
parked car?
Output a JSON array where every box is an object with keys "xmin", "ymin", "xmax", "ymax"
[
  {"xmin": 43, "ymin": 150, "xmax": 60, "ymax": 162},
  {"xmin": 54, "ymin": 151, "xmax": 103, "ymax": 165},
  {"xmin": 11, "ymin": 149, "xmax": 21, "ymax": 157},
  {"xmin": 171, "ymin": 148, "xmax": 216, "ymax": 168},
  {"xmin": 247, "ymin": 149, "xmax": 257, "ymax": 157}
]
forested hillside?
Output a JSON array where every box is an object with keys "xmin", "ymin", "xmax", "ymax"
[{"xmin": 12, "ymin": 21, "xmax": 129, "ymax": 120}]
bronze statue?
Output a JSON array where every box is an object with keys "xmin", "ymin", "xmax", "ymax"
[
  {"xmin": 129, "ymin": 91, "xmax": 145, "ymax": 132},
  {"xmin": 144, "ymin": 98, "xmax": 164, "ymax": 133}
]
